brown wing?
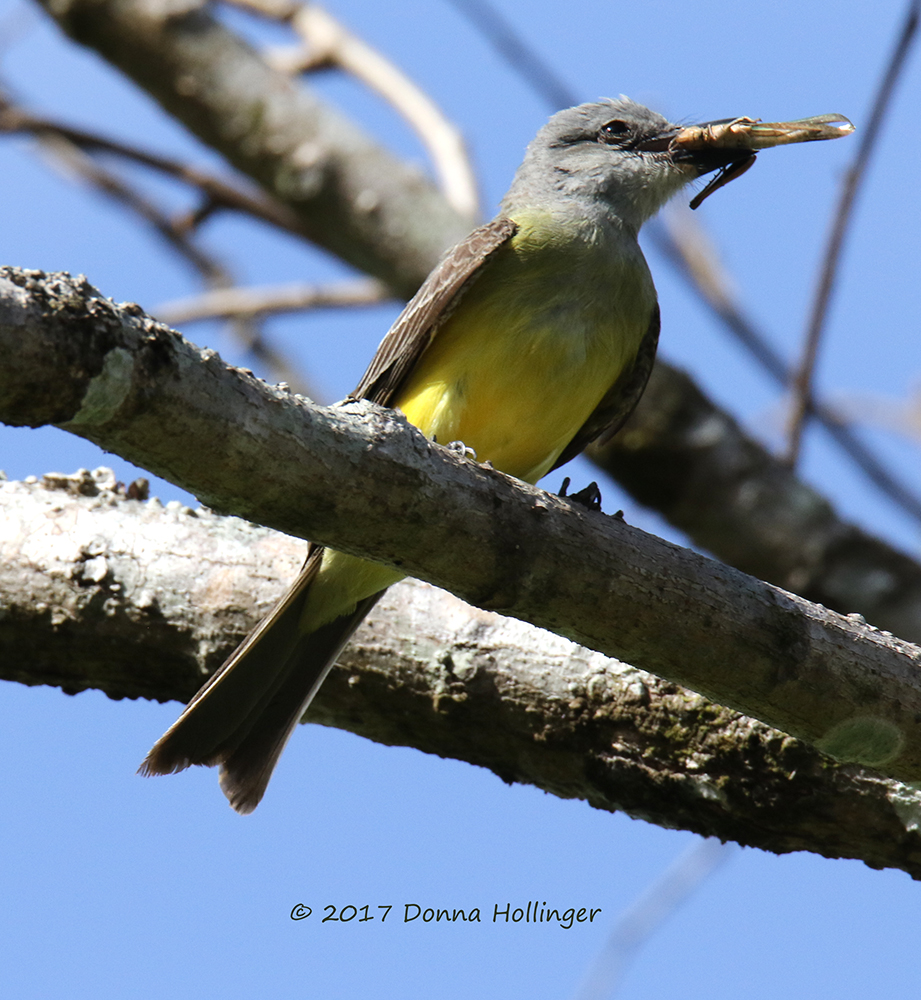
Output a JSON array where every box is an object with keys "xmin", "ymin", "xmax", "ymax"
[
  {"xmin": 352, "ymin": 217, "xmax": 518, "ymax": 406},
  {"xmin": 549, "ymin": 304, "xmax": 661, "ymax": 472}
]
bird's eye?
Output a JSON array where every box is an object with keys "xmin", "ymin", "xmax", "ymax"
[{"xmin": 598, "ymin": 120, "xmax": 630, "ymax": 143}]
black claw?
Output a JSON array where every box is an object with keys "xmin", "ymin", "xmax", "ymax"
[{"xmin": 566, "ymin": 481, "xmax": 603, "ymax": 511}]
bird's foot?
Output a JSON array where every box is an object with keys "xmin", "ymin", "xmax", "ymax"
[
  {"xmin": 558, "ymin": 478, "xmax": 603, "ymax": 511},
  {"xmin": 445, "ymin": 440, "xmax": 477, "ymax": 461}
]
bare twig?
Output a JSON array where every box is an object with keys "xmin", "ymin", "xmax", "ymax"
[
  {"xmin": 156, "ymin": 278, "xmax": 391, "ymax": 325},
  {"xmin": 785, "ymin": 0, "xmax": 920, "ymax": 465},
  {"xmin": 254, "ymin": 2, "xmax": 481, "ymax": 220},
  {"xmin": 446, "ymin": 0, "xmax": 578, "ymax": 110},
  {"xmin": 0, "ymin": 90, "xmax": 320, "ymax": 388},
  {"xmin": 37, "ymin": 131, "xmax": 307, "ymax": 387},
  {"xmin": 0, "ymin": 100, "xmax": 304, "ymax": 236},
  {"xmin": 573, "ymin": 839, "xmax": 736, "ymax": 1000},
  {"xmin": 37, "ymin": 133, "xmax": 228, "ymax": 284}
]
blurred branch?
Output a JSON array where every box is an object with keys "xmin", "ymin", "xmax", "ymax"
[
  {"xmin": 246, "ymin": 0, "xmax": 482, "ymax": 220},
  {"xmin": 5, "ymin": 470, "xmax": 921, "ymax": 879},
  {"xmin": 785, "ymin": 0, "xmax": 920, "ymax": 464},
  {"xmin": 0, "ymin": 94, "xmax": 313, "ymax": 389},
  {"xmin": 36, "ymin": 131, "xmax": 229, "ymax": 284},
  {"xmin": 573, "ymin": 839, "xmax": 736, "ymax": 1000},
  {"xmin": 0, "ymin": 99, "xmax": 303, "ymax": 234},
  {"xmin": 447, "ymin": 0, "xmax": 578, "ymax": 110},
  {"xmin": 156, "ymin": 277, "xmax": 391, "ymax": 325},
  {"xmin": 648, "ymin": 212, "xmax": 921, "ymax": 524}
]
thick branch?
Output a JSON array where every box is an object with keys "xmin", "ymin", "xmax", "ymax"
[
  {"xmin": 4, "ymin": 470, "xmax": 921, "ymax": 878},
  {"xmin": 4, "ymin": 267, "xmax": 921, "ymax": 788}
]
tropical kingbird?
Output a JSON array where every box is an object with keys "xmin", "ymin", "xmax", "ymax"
[{"xmin": 141, "ymin": 98, "xmax": 853, "ymax": 811}]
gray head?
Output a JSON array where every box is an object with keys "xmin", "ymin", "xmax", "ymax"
[{"xmin": 501, "ymin": 97, "xmax": 746, "ymax": 232}]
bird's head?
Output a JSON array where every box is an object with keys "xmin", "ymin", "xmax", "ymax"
[{"xmin": 502, "ymin": 97, "xmax": 756, "ymax": 232}]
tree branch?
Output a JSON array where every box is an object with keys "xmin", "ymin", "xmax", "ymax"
[
  {"xmin": 155, "ymin": 277, "xmax": 391, "ymax": 325},
  {"xmin": 646, "ymin": 214, "xmax": 921, "ymax": 526},
  {"xmin": 0, "ymin": 98, "xmax": 303, "ymax": 235},
  {"xmin": 4, "ymin": 266, "xmax": 921, "ymax": 789},
  {"xmin": 4, "ymin": 468, "xmax": 921, "ymax": 879},
  {"xmin": 785, "ymin": 0, "xmax": 920, "ymax": 463}
]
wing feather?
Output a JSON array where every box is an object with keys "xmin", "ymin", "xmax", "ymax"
[{"xmin": 352, "ymin": 217, "xmax": 518, "ymax": 405}]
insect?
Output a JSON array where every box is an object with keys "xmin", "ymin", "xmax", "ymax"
[{"xmin": 671, "ymin": 113, "xmax": 855, "ymax": 208}]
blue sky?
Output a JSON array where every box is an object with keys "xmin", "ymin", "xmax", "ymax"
[{"xmin": 2, "ymin": 1, "xmax": 921, "ymax": 996}]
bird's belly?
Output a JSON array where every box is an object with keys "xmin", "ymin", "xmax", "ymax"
[{"xmin": 396, "ymin": 311, "xmax": 638, "ymax": 484}]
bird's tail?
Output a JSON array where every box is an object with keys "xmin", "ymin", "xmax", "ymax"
[{"xmin": 140, "ymin": 547, "xmax": 384, "ymax": 813}]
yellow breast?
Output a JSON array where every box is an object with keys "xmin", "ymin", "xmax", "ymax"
[{"xmin": 395, "ymin": 209, "xmax": 657, "ymax": 483}]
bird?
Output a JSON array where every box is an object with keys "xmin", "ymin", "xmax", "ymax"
[{"xmin": 140, "ymin": 97, "xmax": 795, "ymax": 812}]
